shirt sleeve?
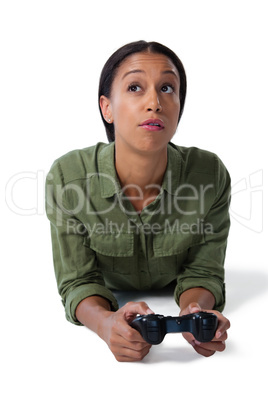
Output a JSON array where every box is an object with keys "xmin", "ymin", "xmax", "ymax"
[
  {"xmin": 45, "ymin": 160, "xmax": 119, "ymax": 325},
  {"xmin": 174, "ymin": 155, "xmax": 231, "ymax": 312}
]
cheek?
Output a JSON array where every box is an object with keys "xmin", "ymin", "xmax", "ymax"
[
  {"xmin": 168, "ymin": 101, "xmax": 180, "ymax": 123},
  {"xmin": 112, "ymin": 98, "xmax": 138, "ymax": 126},
  {"xmin": 164, "ymin": 94, "xmax": 180, "ymax": 113},
  {"xmin": 172, "ymin": 99, "xmax": 181, "ymax": 122}
]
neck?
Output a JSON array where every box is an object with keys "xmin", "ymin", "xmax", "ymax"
[{"xmin": 115, "ymin": 143, "xmax": 168, "ymax": 209}]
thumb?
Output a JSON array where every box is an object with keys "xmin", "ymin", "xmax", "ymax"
[
  {"xmin": 188, "ymin": 302, "xmax": 202, "ymax": 314},
  {"xmin": 123, "ymin": 301, "xmax": 154, "ymax": 322},
  {"xmin": 135, "ymin": 301, "xmax": 154, "ymax": 315}
]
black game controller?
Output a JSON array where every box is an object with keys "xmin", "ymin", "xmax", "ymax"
[{"xmin": 130, "ymin": 312, "xmax": 218, "ymax": 345}]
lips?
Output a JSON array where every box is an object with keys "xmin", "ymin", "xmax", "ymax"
[{"xmin": 139, "ymin": 119, "xmax": 165, "ymax": 131}]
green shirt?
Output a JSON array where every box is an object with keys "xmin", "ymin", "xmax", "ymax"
[{"xmin": 46, "ymin": 142, "xmax": 231, "ymax": 325}]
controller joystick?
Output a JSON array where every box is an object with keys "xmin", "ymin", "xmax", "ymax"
[{"xmin": 130, "ymin": 312, "xmax": 218, "ymax": 345}]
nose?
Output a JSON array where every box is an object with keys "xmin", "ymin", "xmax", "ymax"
[{"xmin": 146, "ymin": 89, "xmax": 162, "ymax": 113}]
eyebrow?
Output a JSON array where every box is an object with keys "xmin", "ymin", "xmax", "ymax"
[
  {"xmin": 122, "ymin": 69, "xmax": 144, "ymax": 79},
  {"xmin": 122, "ymin": 69, "xmax": 179, "ymax": 79}
]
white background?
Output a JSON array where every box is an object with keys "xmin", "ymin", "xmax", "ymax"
[{"xmin": 1, "ymin": 1, "xmax": 267, "ymax": 401}]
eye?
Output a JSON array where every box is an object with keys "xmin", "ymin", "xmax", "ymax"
[
  {"xmin": 161, "ymin": 85, "xmax": 174, "ymax": 93},
  {"xmin": 128, "ymin": 84, "xmax": 142, "ymax": 92}
]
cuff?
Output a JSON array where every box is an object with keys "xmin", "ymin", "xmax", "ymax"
[
  {"xmin": 65, "ymin": 283, "xmax": 119, "ymax": 325},
  {"xmin": 174, "ymin": 279, "xmax": 226, "ymax": 312}
]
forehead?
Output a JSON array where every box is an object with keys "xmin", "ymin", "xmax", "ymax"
[{"xmin": 115, "ymin": 52, "xmax": 180, "ymax": 80}]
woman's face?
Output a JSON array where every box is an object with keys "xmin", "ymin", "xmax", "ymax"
[{"xmin": 100, "ymin": 52, "xmax": 181, "ymax": 153}]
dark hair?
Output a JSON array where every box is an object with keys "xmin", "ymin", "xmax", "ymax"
[{"xmin": 98, "ymin": 40, "xmax": 187, "ymax": 142}]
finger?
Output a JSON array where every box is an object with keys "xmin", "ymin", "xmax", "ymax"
[
  {"xmin": 112, "ymin": 332, "xmax": 152, "ymax": 351},
  {"xmin": 182, "ymin": 331, "xmax": 195, "ymax": 345},
  {"xmin": 191, "ymin": 343, "xmax": 224, "ymax": 357},
  {"xmin": 215, "ymin": 316, "xmax": 231, "ymax": 340},
  {"xmin": 194, "ymin": 340, "xmax": 226, "ymax": 353},
  {"xmin": 113, "ymin": 343, "xmax": 152, "ymax": 362},
  {"xmin": 123, "ymin": 326, "xmax": 150, "ymax": 344},
  {"xmin": 192, "ymin": 343, "xmax": 216, "ymax": 358},
  {"xmin": 109, "ymin": 332, "xmax": 152, "ymax": 362},
  {"xmin": 214, "ymin": 331, "xmax": 228, "ymax": 342},
  {"xmin": 114, "ymin": 316, "xmax": 150, "ymax": 344}
]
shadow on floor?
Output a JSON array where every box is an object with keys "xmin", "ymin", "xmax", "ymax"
[{"xmin": 113, "ymin": 268, "xmax": 268, "ymax": 313}]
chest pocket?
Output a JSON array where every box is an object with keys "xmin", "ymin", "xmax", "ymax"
[
  {"xmin": 85, "ymin": 233, "xmax": 136, "ymax": 275},
  {"xmin": 153, "ymin": 232, "xmax": 205, "ymax": 275}
]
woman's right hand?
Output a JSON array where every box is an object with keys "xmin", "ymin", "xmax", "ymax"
[{"xmin": 99, "ymin": 301, "xmax": 154, "ymax": 362}]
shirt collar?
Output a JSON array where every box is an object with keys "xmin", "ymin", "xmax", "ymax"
[
  {"xmin": 98, "ymin": 142, "xmax": 181, "ymax": 198},
  {"xmin": 161, "ymin": 143, "xmax": 181, "ymax": 195},
  {"xmin": 98, "ymin": 142, "xmax": 121, "ymax": 198}
]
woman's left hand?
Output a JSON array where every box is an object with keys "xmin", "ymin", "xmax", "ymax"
[{"xmin": 180, "ymin": 302, "xmax": 231, "ymax": 357}]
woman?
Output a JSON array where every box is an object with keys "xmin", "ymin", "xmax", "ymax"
[{"xmin": 46, "ymin": 40, "xmax": 231, "ymax": 362}]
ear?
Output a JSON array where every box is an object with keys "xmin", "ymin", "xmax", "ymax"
[{"xmin": 99, "ymin": 95, "xmax": 113, "ymax": 123}]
